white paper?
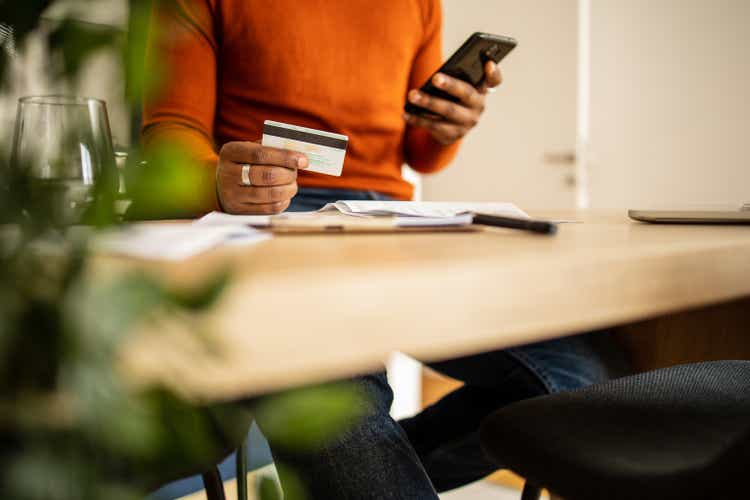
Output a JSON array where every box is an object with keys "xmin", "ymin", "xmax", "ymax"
[
  {"xmin": 195, "ymin": 211, "xmax": 272, "ymax": 227},
  {"xmin": 195, "ymin": 201, "xmax": 525, "ymax": 230},
  {"xmin": 94, "ymin": 223, "xmax": 269, "ymax": 261},
  {"xmin": 320, "ymin": 201, "xmax": 528, "ymax": 219},
  {"xmin": 395, "ymin": 214, "xmax": 474, "ymax": 227}
]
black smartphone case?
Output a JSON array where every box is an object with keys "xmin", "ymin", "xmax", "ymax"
[{"xmin": 404, "ymin": 32, "xmax": 517, "ymax": 118}]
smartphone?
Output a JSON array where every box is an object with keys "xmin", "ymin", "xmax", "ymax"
[{"xmin": 405, "ymin": 32, "xmax": 517, "ymax": 118}]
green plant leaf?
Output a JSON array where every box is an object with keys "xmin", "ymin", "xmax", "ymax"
[
  {"xmin": 65, "ymin": 273, "xmax": 165, "ymax": 356},
  {"xmin": 124, "ymin": 142, "xmax": 215, "ymax": 220},
  {"xmin": 48, "ymin": 18, "xmax": 121, "ymax": 85},
  {"xmin": 274, "ymin": 463, "xmax": 309, "ymax": 500},
  {"xmin": 254, "ymin": 383, "xmax": 368, "ymax": 452},
  {"xmin": 124, "ymin": 0, "xmax": 165, "ymax": 104},
  {"xmin": 0, "ymin": 3, "xmax": 245, "ymax": 498},
  {"xmin": 258, "ymin": 476, "xmax": 282, "ymax": 500},
  {"xmin": 165, "ymin": 269, "xmax": 231, "ymax": 311}
]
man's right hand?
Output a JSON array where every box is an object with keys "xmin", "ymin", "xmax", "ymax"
[{"xmin": 217, "ymin": 141, "xmax": 309, "ymax": 214}]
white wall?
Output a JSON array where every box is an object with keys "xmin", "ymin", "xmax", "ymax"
[
  {"xmin": 423, "ymin": 1, "xmax": 750, "ymax": 210},
  {"xmin": 588, "ymin": 0, "xmax": 750, "ymax": 208},
  {"xmin": 422, "ymin": 0, "xmax": 579, "ymax": 209}
]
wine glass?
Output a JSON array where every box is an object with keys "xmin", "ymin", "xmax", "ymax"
[{"xmin": 10, "ymin": 95, "xmax": 116, "ymax": 226}]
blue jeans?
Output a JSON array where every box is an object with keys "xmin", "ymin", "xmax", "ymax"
[{"xmin": 266, "ymin": 188, "xmax": 629, "ymax": 499}]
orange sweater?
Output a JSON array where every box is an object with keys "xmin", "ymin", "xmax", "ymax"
[{"xmin": 142, "ymin": 0, "xmax": 459, "ymax": 210}]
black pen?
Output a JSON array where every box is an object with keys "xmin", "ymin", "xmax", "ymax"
[{"xmin": 471, "ymin": 213, "xmax": 558, "ymax": 235}]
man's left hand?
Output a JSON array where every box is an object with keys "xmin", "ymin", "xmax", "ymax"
[{"xmin": 404, "ymin": 60, "xmax": 503, "ymax": 145}]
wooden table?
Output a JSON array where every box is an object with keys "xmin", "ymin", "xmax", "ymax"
[{"xmin": 96, "ymin": 212, "xmax": 750, "ymax": 401}]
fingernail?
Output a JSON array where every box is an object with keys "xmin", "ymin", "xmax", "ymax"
[
  {"xmin": 409, "ymin": 90, "xmax": 421, "ymax": 103},
  {"xmin": 434, "ymin": 74, "xmax": 445, "ymax": 86},
  {"xmin": 297, "ymin": 156, "xmax": 308, "ymax": 168},
  {"xmin": 403, "ymin": 113, "xmax": 412, "ymax": 121}
]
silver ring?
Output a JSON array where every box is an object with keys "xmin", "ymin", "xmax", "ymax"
[
  {"xmin": 487, "ymin": 87, "xmax": 498, "ymax": 94},
  {"xmin": 241, "ymin": 164, "xmax": 252, "ymax": 186}
]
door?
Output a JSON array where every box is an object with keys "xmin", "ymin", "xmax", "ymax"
[
  {"xmin": 588, "ymin": 0, "xmax": 750, "ymax": 209},
  {"xmin": 422, "ymin": 0, "xmax": 580, "ymax": 209}
]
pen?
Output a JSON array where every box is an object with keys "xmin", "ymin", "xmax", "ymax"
[{"xmin": 472, "ymin": 213, "xmax": 558, "ymax": 235}]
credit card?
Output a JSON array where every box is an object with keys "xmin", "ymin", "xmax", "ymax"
[{"xmin": 262, "ymin": 120, "xmax": 348, "ymax": 177}]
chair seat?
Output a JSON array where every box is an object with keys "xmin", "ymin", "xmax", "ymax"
[{"xmin": 479, "ymin": 361, "xmax": 750, "ymax": 500}]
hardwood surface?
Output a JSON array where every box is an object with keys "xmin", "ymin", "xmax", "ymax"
[
  {"xmin": 615, "ymin": 296, "xmax": 750, "ymax": 372},
  {"xmin": 94, "ymin": 212, "xmax": 750, "ymax": 401}
]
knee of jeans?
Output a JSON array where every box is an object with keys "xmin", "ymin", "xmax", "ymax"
[
  {"xmin": 317, "ymin": 377, "xmax": 406, "ymax": 453},
  {"xmin": 352, "ymin": 372, "xmax": 394, "ymax": 417}
]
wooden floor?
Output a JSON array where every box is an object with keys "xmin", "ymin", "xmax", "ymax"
[
  {"xmin": 178, "ymin": 465, "xmax": 274, "ymax": 500},
  {"xmin": 443, "ymin": 482, "xmax": 548, "ymax": 500},
  {"xmin": 178, "ymin": 464, "xmax": 540, "ymax": 500}
]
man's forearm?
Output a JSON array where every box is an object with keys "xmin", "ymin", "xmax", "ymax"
[{"xmin": 404, "ymin": 127, "xmax": 461, "ymax": 174}]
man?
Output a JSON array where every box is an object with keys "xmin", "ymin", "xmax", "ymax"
[{"xmin": 143, "ymin": 1, "xmax": 624, "ymax": 498}]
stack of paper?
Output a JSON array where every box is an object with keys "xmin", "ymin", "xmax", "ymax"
[
  {"xmin": 94, "ymin": 223, "xmax": 270, "ymax": 261},
  {"xmin": 196, "ymin": 211, "xmax": 272, "ymax": 227},
  {"xmin": 320, "ymin": 200, "xmax": 528, "ymax": 219},
  {"xmin": 195, "ymin": 201, "xmax": 528, "ymax": 229},
  {"xmin": 320, "ymin": 201, "xmax": 528, "ymax": 227}
]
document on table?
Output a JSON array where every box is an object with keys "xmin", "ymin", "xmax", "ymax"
[
  {"xmin": 195, "ymin": 211, "xmax": 272, "ymax": 227},
  {"xmin": 320, "ymin": 201, "xmax": 529, "ymax": 219},
  {"xmin": 94, "ymin": 223, "xmax": 270, "ymax": 261},
  {"xmin": 196, "ymin": 201, "xmax": 527, "ymax": 229}
]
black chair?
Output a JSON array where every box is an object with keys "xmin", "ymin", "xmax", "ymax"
[
  {"xmin": 145, "ymin": 409, "xmax": 253, "ymax": 500},
  {"xmin": 479, "ymin": 361, "xmax": 750, "ymax": 500},
  {"xmin": 201, "ymin": 439, "xmax": 248, "ymax": 500}
]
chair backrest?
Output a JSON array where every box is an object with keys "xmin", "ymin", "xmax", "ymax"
[{"xmin": 480, "ymin": 360, "xmax": 750, "ymax": 500}]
